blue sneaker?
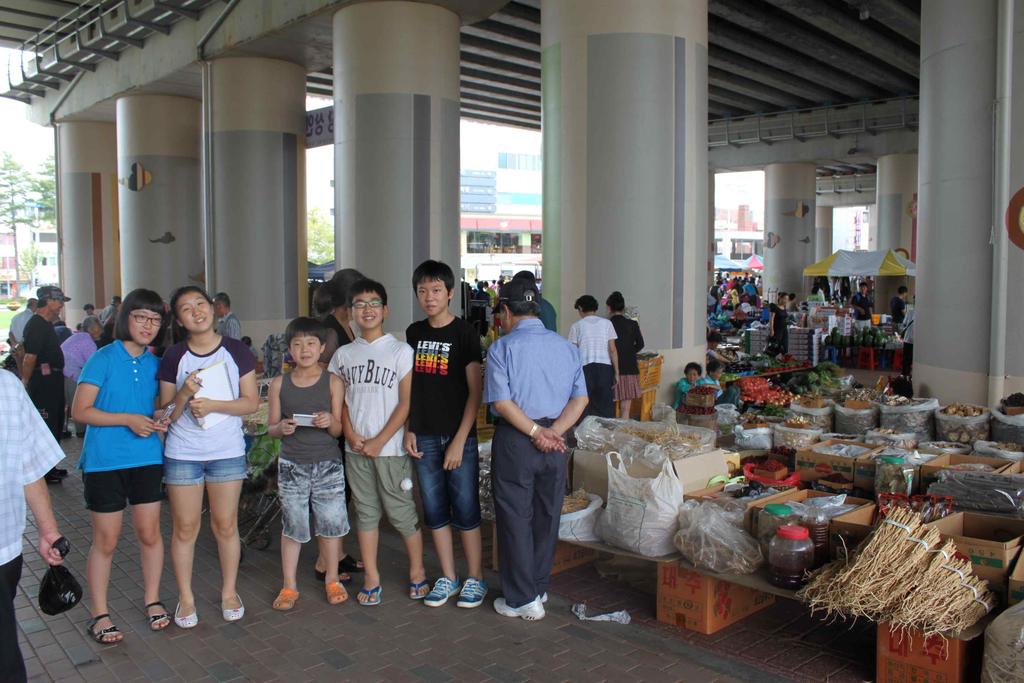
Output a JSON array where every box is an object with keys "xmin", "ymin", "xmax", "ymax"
[
  {"xmin": 424, "ymin": 576, "xmax": 461, "ymax": 607},
  {"xmin": 457, "ymin": 577, "xmax": 488, "ymax": 609}
]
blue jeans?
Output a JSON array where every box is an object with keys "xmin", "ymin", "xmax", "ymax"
[
  {"xmin": 413, "ymin": 435, "xmax": 481, "ymax": 531},
  {"xmin": 163, "ymin": 456, "xmax": 247, "ymax": 486}
]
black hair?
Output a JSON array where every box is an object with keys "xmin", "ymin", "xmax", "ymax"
[
  {"xmin": 778, "ymin": 292, "xmax": 789, "ymax": 302},
  {"xmin": 897, "ymin": 286, "xmax": 908, "ymax": 294},
  {"xmin": 707, "ymin": 331, "xmax": 723, "ymax": 344},
  {"xmin": 512, "ymin": 270, "xmax": 537, "ymax": 286},
  {"xmin": 114, "ymin": 288, "xmax": 166, "ymax": 342},
  {"xmin": 213, "ymin": 292, "xmax": 231, "ymax": 307},
  {"xmin": 285, "ymin": 316, "xmax": 327, "ymax": 344},
  {"xmin": 684, "ymin": 362, "xmax": 702, "ymax": 375},
  {"xmin": 84, "ymin": 303, "xmax": 95, "ymax": 310},
  {"xmin": 505, "ymin": 300, "xmax": 540, "ymax": 317},
  {"xmin": 859, "ymin": 281, "xmax": 869, "ymax": 289},
  {"xmin": 111, "ymin": 295, "xmax": 121, "ymax": 304},
  {"xmin": 412, "ymin": 260, "xmax": 454, "ymax": 292},
  {"xmin": 168, "ymin": 285, "xmax": 214, "ymax": 343},
  {"xmin": 327, "ymin": 268, "xmax": 366, "ymax": 309},
  {"xmin": 312, "ymin": 284, "xmax": 335, "ymax": 317},
  {"xmin": 349, "ymin": 278, "xmax": 388, "ymax": 306},
  {"xmin": 574, "ymin": 295, "xmax": 599, "ymax": 313},
  {"xmin": 706, "ymin": 359, "xmax": 723, "ymax": 375},
  {"xmin": 241, "ymin": 336, "xmax": 252, "ymax": 346},
  {"xmin": 606, "ymin": 291, "xmax": 625, "ymax": 312}
]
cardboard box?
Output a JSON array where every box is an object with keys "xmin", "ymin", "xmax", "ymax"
[
  {"xmin": 853, "ymin": 450, "xmax": 944, "ymax": 494},
  {"xmin": 670, "ymin": 449, "xmax": 730, "ymax": 494},
  {"xmin": 745, "ymin": 489, "xmax": 872, "ymax": 536},
  {"xmin": 796, "ymin": 440, "xmax": 880, "ymax": 486},
  {"xmin": 656, "ymin": 562, "xmax": 775, "ymax": 635},
  {"xmin": 490, "ymin": 520, "xmax": 597, "ymax": 574},
  {"xmin": 918, "ymin": 453, "xmax": 1018, "ymax": 491},
  {"xmin": 829, "ymin": 503, "xmax": 877, "ymax": 561},
  {"xmin": 572, "ymin": 448, "xmax": 728, "ymax": 500},
  {"xmin": 1010, "ymin": 550, "xmax": 1024, "ymax": 605},
  {"xmin": 876, "ymin": 622, "xmax": 981, "ymax": 683},
  {"xmin": 926, "ymin": 512, "xmax": 1024, "ymax": 586},
  {"xmin": 721, "ymin": 450, "xmax": 741, "ymax": 475}
]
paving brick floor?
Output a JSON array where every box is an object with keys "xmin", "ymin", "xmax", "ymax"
[{"xmin": 15, "ymin": 440, "xmax": 873, "ymax": 682}]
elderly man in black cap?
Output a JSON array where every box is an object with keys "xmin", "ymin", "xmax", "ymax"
[{"xmin": 21, "ymin": 286, "xmax": 72, "ymax": 483}]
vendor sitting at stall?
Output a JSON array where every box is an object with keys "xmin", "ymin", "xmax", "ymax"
[
  {"xmin": 704, "ymin": 360, "xmax": 742, "ymax": 407},
  {"xmin": 706, "ymin": 332, "xmax": 732, "ymax": 364},
  {"xmin": 672, "ymin": 362, "xmax": 703, "ymax": 410}
]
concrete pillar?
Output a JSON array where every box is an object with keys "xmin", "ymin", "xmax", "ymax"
[
  {"xmin": 333, "ymin": 1, "xmax": 461, "ymax": 332},
  {"xmin": 116, "ymin": 95, "xmax": 201, "ymax": 300},
  {"xmin": 57, "ymin": 121, "xmax": 119, "ymax": 327},
  {"xmin": 815, "ymin": 205, "xmax": 833, "ymax": 262},
  {"xmin": 542, "ymin": 0, "xmax": 709, "ymax": 403},
  {"xmin": 764, "ymin": 163, "xmax": 815, "ymax": 299},
  {"xmin": 915, "ymin": 0, "xmax": 997, "ymax": 404},
  {"xmin": 210, "ymin": 57, "xmax": 307, "ymax": 343},
  {"xmin": 876, "ymin": 153, "xmax": 918, "ymax": 255},
  {"xmin": 708, "ymin": 168, "xmax": 716, "ymax": 287}
]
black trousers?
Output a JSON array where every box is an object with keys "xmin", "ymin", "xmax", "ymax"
[
  {"xmin": 27, "ymin": 373, "xmax": 64, "ymax": 443},
  {"xmin": 902, "ymin": 343, "xmax": 914, "ymax": 377},
  {"xmin": 492, "ymin": 422, "xmax": 567, "ymax": 608},
  {"xmin": 1, "ymin": 555, "xmax": 26, "ymax": 683},
  {"xmin": 582, "ymin": 363, "xmax": 615, "ymax": 418}
]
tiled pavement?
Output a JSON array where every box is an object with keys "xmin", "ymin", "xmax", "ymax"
[{"xmin": 15, "ymin": 441, "xmax": 874, "ymax": 682}]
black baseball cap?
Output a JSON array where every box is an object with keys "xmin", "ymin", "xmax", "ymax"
[
  {"xmin": 499, "ymin": 279, "xmax": 538, "ymax": 304},
  {"xmin": 37, "ymin": 285, "xmax": 70, "ymax": 303}
]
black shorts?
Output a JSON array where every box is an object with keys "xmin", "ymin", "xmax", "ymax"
[{"xmin": 83, "ymin": 464, "xmax": 164, "ymax": 513}]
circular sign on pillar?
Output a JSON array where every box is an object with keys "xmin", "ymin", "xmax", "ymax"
[{"xmin": 1006, "ymin": 186, "xmax": 1024, "ymax": 250}]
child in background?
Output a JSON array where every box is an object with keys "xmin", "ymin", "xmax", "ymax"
[
  {"xmin": 329, "ymin": 280, "xmax": 426, "ymax": 606},
  {"xmin": 568, "ymin": 295, "xmax": 619, "ymax": 418},
  {"xmin": 268, "ymin": 317, "xmax": 349, "ymax": 611},
  {"xmin": 702, "ymin": 359, "xmax": 741, "ymax": 407},
  {"xmin": 672, "ymin": 362, "xmax": 703, "ymax": 410}
]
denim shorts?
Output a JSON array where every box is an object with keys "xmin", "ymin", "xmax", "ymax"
[
  {"xmin": 412, "ymin": 435, "xmax": 481, "ymax": 531},
  {"xmin": 278, "ymin": 458, "xmax": 350, "ymax": 543},
  {"xmin": 163, "ymin": 455, "xmax": 248, "ymax": 486}
]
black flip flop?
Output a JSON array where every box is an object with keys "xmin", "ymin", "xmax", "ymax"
[
  {"xmin": 86, "ymin": 614, "xmax": 123, "ymax": 644},
  {"xmin": 314, "ymin": 555, "xmax": 363, "ymax": 582}
]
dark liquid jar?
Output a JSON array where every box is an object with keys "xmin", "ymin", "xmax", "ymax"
[{"xmin": 768, "ymin": 525, "xmax": 815, "ymax": 589}]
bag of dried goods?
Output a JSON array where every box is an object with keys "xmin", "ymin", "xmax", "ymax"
[
  {"xmin": 935, "ymin": 403, "xmax": 991, "ymax": 444},
  {"xmin": 981, "ymin": 600, "xmax": 1024, "ymax": 683},
  {"xmin": 992, "ymin": 408, "xmax": 1024, "ymax": 445},
  {"xmin": 598, "ymin": 452, "xmax": 683, "ymax": 557},
  {"xmin": 973, "ymin": 440, "xmax": 1024, "ymax": 462},
  {"xmin": 772, "ymin": 420, "xmax": 823, "ymax": 450},
  {"xmin": 559, "ymin": 492, "xmax": 603, "ymax": 542},
  {"xmin": 864, "ymin": 429, "xmax": 918, "ymax": 449},
  {"xmin": 917, "ymin": 441, "xmax": 971, "ymax": 455},
  {"xmin": 819, "ymin": 432, "xmax": 862, "ymax": 442},
  {"xmin": 834, "ymin": 402, "xmax": 879, "ymax": 435},
  {"xmin": 715, "ymin": 404, "xmax": 740, "ymax": 433},
  {"xmin": 877, "ymin": 397, "xmax": 939, "ymax": 443},
  {"xmin": 790, "ymin": 398, "xmax": 834, "ymax": 431},
  {"xmin": 674, "ymin": 500, "xmax": 763, "ymax": 574},
  {"xmin": 733, "ymin": 424, "xmax": 772, "ymax": 450}
]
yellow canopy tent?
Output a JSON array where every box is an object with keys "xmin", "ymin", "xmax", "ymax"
[{"xmin": 803, "ymin": 249, "xmax": 916, "ymax": 277}]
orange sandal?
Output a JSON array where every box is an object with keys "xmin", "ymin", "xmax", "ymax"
[
  {"xmin": 325, "ymin": 581, "xmax": 348, "ymax": 605},
  {"xmin": 272, "ymin": 588, "xmax": 299, "ymax": 611}
]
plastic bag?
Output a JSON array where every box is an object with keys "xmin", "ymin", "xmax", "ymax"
[
  {"xmin": 479, "ymin": 441, "xmax": 494, "ymax": 521},
  {"xmin": 865, "ymin": 429, "xmax": 918, "ymax": 449},
  {"xmin": 772, "ymin": 423, "xmax": 823, "ymax": 450},
  {"xmin": 974, "ymin": 440, "xmax": 1024, "ymax": 462},
  {"xmin": 819, "ymin": 432, "xmax": 862, "ymax": 442},
  {"xmin": 935, "ymin": 407, "xmax": 991, "ymax": 444},
  {"xmin": 834, "ymin": 403, "xmax": 879, "ymax": 434},
  {"xmin": 733, "ymin": 425, "xmax": 772, "ymax": 450},
  {"xmin": 929, "ymin": 470, "xmax": 1024, "ymax": 515},
  {"xmin": 878, "ymin": 398, "xmax": 939, "ymax": 443},
  {"xmin": 674, "ymin": 501, "xmax": 763, "ymax": 574},
  {"xmin": 572, "ymin": 603, "xmax": 631, "ymax": 624},
  {"xmin": 918, "ymin": 441, "xmax": 971, "ymax": 454},
  {"xmin": 574, "ymin": 416, "xmax": 715, "ymax": 469},
  {"xmin": 992, "ymin": 408, "xmax": 1024, "ymax": 445},
  {"xmin": 981, "ymin": 599, "xmax": 1024, "ymax": 683},
  {"xmin": 559, "ymin": 494, "xmax": 603, "ymax": 542},
  {"xmin": 38, "ymin": 537, "xmax": 81, "ymax": 616},
  {"xmin": 790, "ymin": 400, "xmax": 835, "ymax": 431},
  {"xmin": 715, "ymin": 404, "xmax": 740, "ymax": 433},
  {"xmin": 598, "ymin": 452, "xmax": 683, "ymax": 557}
]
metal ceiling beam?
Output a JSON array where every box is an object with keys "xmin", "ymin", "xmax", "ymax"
[
  {"xmin": 461, "ymin": 66, "xmax": 539, "ymax": 95},
  {"xmin": 761, "ymin": 0, "xmax": 918, "ymax": 77},
  {"xmin": 708, "ymin": 66, "xmax": 810, "ymax": 109},
  {"xmin": 461, "ymin": 101, "xmax": 540, "ymax": 121},
  {"xmin": 460, "ymin": 80, "xmax": 540, "ymax": 105},
  {"xmin": 708, "ymin": 85, "xmax": 776, "ymax": 113},
  {"xmin": 460, "ymin": 33, "xmax": 539, "ymax": 70},
  {"xmin": 710, "ymin": 18, "xmax": 877, "ymax": 100},
  {"xmin": 487, "ymin": 2, "xmax": 540, "ymax": 33},
  {"xmin": 461, "ymin": 19, "xmax": 539, "ymax": 52},
  {"xmin": 461, "ymin": 92, "xmax": 540, "ymax": 115},
  {"xmin": 460, "ymin": 51, "xmax": 540, "ymax": 82},
  {"xmin": 708, "ymin": 46, "xmax": 844, "ymax": 104},
  {"xmin": 709, "ymin": 0, "xmax": 916, "ymax": 95},
  {"xmin": 461, "ymin": 110, "xmax": 538, "ymax": 130},
  {"xmin": 841, "ymin": 0, "xmax": 920, "ymax": 45}
]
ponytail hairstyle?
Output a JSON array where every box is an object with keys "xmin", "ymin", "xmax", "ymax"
[
  {"xmin": 168, "ymin": 285, "xmax": 214, "ymax": 344},
  {"xmin": 606, "ymin": 291, "xmax": 626, "ymax": 313}
]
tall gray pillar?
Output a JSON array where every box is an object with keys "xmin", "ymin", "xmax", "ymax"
[
  {"xmin": 764, "ymin": 163, "xmax": 815, "ymax": 299},
  {"xmin": 815, "ymin": 205, "xmax": 833, "ymax": 262},
  {"xmin": 209, "ymin": 57, "xmax": 307, "ymax": 344},
  {"xmin": 876, "ymin": 153, "xmax": 918, "ymax": 256},
  {"xmin": 116, "ymin": 95, "xmax": 202, "ymax": 299},
  {"xmin": 542, "ymin": 0, "xmax": 709, "ymax": 401},
  {"xmin": 57, "ymin": 121, "xmax": 119, "ymax": 327},
  {"xmin": 333, "ymin": 1, "xmax": 461, "ymax": 331}
]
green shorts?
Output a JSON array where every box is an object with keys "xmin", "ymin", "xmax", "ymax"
[{"xmin": 345, "ymin": 452, "xmax": 420, "ymax": 537}]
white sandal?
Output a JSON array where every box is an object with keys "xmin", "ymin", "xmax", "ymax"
[
  {"xmin": 174, "ymin": 602, "xmax": 198, "ymax": 629},
  {"xmin": 222, "ymin": 595, "xmax": 244, "ymax": 622}
]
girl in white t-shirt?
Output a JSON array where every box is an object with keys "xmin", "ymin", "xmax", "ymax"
[{"xmin": 158, "ymin": 286, "xmax": 259, "ymax": 629}]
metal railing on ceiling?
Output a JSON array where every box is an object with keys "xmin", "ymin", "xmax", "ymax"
[{"xmin": 816, "ymin": 173, "xmax": 877, "ymax": 196}]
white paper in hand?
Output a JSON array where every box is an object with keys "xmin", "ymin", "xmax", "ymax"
[{"xmin": 194, "ymin": 361, "xmax": 234, "ymax": 430}]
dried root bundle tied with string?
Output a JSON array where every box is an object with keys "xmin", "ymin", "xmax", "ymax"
[{"xmin": 797, "ymin": 507, "xmax": 995, "ymax": 636}]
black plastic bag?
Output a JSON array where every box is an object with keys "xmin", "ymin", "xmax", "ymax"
[{"xmin": 38, "ymin": 537, "xmax": 81, "ymax": 616}]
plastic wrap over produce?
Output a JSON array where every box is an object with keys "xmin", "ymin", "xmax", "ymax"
[
  {"xmin": 981, "ymin": 600, "xmax": 1024, "ymax": 683},
  {"xmin": 973, "ymin": 441, "xmax": 1024, "ymax": 462},
  {"xmin": 992, "ymin": 409, "xmax": 1024, "ymax": 445},
  {"xmin": 833, "ymin": 403, "xmax": 879, "ymax": 434},
  {"xmin": 479, "ymin": 441, "xmax": 493, "ymax": 521},
  {"xmin": 674, "ymin": 500, "xmax": 763, "ymax": 574},
  {"xmin": 574, "ymin": 416, "xmax": 715, "ymax": 468},
  {"xmin": 877, "ymin": 397, "xmax": 939, "ymax": 442},
  {"xmin": 929, "ymin": 470, "xmax": 1024, "ymax": 515}
]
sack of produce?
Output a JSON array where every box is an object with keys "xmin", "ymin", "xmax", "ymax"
[
  {"xmin": 772, "ymin": 420, "xmax": 823, "ymax": 450},
  {"xmin": 877, "ymin": 397, "xmax": 939, "ymax": 443},
  {"xmin": 973, "ymin": 440, "xmax": 1024, "ymax": 462},
  {"xmin": 558, "ymin": 492, "xmax": 603, "ymax": 543},
  {"xmin": 819, "ymin": 432, "xmax": 862, "ymax": 442},
  {"xmin": 918, "ymin": 441, "xmax": 971, "ymax": 455},
  {"xmin": 574, "ymin": 416, "xmax": 715, "ymax": 468},
  {"xmin": 834, "ymin": 402, "xmax": 879, "ymax": 434},
  {"xmin": 864, "ymin": 429, "xmax": 918, "ymax": 449},
  {"xmin": 981, "ymin": 599, "xmax": 1024, "ymax": 683},
  {"xmin": 992, "ymin": 407, "xmax": 1024, "ymax": 445},
  {"xmin": 715, "ymin": 404, "xmax": 740, "ymax": 433},
  {"xmin": 674, "ymin": 500, "xmax": 763, "ymax": 574},
  {"xmin": 935, "ymin": 403, "xmax": 991, "ymax": 444},
  {"xmin": 733, "ymin": 425, "xmax": 772, "ymax": 450},
  {"xmin": 790, "ymin": 398, "xmax": 834, "ymax": 431},
  {"xmin": 598, "ymin": 452, "xmax": 683, "ymax": 557}
]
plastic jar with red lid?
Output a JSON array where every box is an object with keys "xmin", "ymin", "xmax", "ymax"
[{"xmin": 768, "ymin": 525, "xmax": 815, "ymax": 589}]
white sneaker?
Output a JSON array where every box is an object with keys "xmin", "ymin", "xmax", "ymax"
[
  {"xmin": 493, "ymin": 596, "xmax": 545, "ymax": 621},
  {"xmin": 539, "ymin": 592, "xmax": 548, "ymax": 604}
]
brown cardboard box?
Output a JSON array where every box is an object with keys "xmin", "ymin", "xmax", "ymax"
[
  {"xmin": 1009, "ymin": 551, "xmax": 1024, "ymax": 605},
  {"xmin": 853, "ymin": 450, "xmax": 945, "ymax": 494},
  {"xmin": 656, "ymin": 562, "xmax": 774, "ymax": 635},
  {"xmin": 490, "ymin": 520, "xmax": 596, "ymax": 574},
  {"xmin": 572, "ymin": 448, "xmax": 728, "ymax": 500},
  {"xmin": 876, "ymin": 622, "xmax": 981, "ymax": 683},
  {"xmin": 829, "ymin": 503, "xmax": 877, "ymax": 560},
  {"xmin": 669, "ymin": 449, "xmax": 730, "ymax": 494},
  {"xmin": 926, "ymin": 512, "xmax": 1024, "ymax": 586},
  {"xmin": 744, "ymin": 489, "xmax": 873, "ymax": 536},
  {"xmin": 918, "ymin": 453, "xmax": 1018, "ymax": 491},
  {"xmin": 795, "ymin": 440, "xmax": 880, "ymax": 486}
]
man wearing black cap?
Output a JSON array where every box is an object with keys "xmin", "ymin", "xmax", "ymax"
[
  {"xmin": 21, "ymin": 286, "xmax": 72, "ymax": 483},
  {"xmin": 511, "ymin": 270, "xmax": 557, "ymax": 332},
  {"xmin": 485, "ymin": 278, "xmax": 588, "ymax": 620}
]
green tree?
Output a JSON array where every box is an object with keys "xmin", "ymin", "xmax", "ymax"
[
  {"xmin": 18, "ymin": 242, "xmax": 40, "ymax": 285},
  {"xmin": 307, "ymin": 207, "xmax": 334, "ymax": 264},
  {"xmin": 30, "ymin": 155, "xmax": 55, "ymax": 225},
  {"xmin": 0, "ymin": 152, "xmax": 31, "ymax": 286}
]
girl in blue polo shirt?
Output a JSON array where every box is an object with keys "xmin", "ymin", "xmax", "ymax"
[{"xmin": 70, "ymin": 289, "xmax": 169, "ymax": 645}]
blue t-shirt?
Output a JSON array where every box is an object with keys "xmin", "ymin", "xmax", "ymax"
[{"xmin": 78, "ymin": 340, "xmax": 163, "ymax": 472}]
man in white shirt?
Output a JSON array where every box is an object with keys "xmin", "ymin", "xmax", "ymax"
[
  {"xmin": 7, "ymin": 298, "xmax": 36, "ymax": 345},
  {"xmin": 568, "ymin": 295, "xmax": 619, "ymax": 418},
  {"xmin": 214, "ymin": 292, "xmax": 242, "ymax": 340},
  {"xmin": 0, "ymin": 370, "xmax": 67, "ymax": 682}
]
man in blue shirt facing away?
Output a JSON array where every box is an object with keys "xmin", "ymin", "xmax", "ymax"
[{"xmin": 485, "ymin": 279, "xmax": 588, "ymax": 621}]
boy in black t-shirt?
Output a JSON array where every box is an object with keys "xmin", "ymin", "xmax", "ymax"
[{"xmin": 404, "ymin": 260, "xmax": 487, "ymax": 609}]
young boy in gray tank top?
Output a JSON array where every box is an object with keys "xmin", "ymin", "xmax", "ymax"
[{"xmin": 267, "ymin": 317, "xmax": 350, "ymax": 610}]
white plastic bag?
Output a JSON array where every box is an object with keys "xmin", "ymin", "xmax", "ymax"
[
  {"xmin": 674, "ymin": 501, "xmax": 763, "ymax": 574},
  {"xmin": 790, "ymin": 400, "xmax": 835, "ymax": 431},
  {"xmin": 934, "ymin": 407, "xmax": 990, "ymax": 444},
  {"xmin": 878, "ymin": 397, "xmax": 939, "ymax": 442},
  {"xmin": 715, "ymin": 404, "xmax": 740, "ymax": 433},
  {"xmin": 733, "ymin": 425, "xmax": 772, "ymax": 450},
  {"xmin": 772, "ymin": 423, "xmax": 823, "ymax": 450},
  {"xmin": 992, "ymin": 408, "xmax": 1024, "ymax": 444},
  {"xmin": 865, "ymin": 429, "xmax": 918, "ymax": 449},
  {"xmin": 974, "ymin": 440, "xmax": 1024, "ymax": 462},
  {"xmin": 558, "ymin": 494, "xmax": 603, "ymax": 542},
  {"xmin": 598, "ymin": 452, "xmax": 683, "ymax": 557},
  {"xmin": 981, "ymin": 599, "xmax": 1024, "ymax": 682},
  {"xmin": 834, "ymin": 403, "xmax": 879, "ymax": 434}
]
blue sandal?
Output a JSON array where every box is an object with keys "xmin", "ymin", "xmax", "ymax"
[
  {"xmin": 357, "ymin": 586, "xmax": 382, "ymax": 607},
  {"xmin": 408, "ymin": 580, "xmax": 430, "ymax": 600}
]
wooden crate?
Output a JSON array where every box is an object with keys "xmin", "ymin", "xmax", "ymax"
[
  {"xmin": 637, "ymin": 355, "xmax": 664, "ymax": 389},
  {"xmin": 628, "ymin": 388, "xmax": 658, "ymax": 421}
]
